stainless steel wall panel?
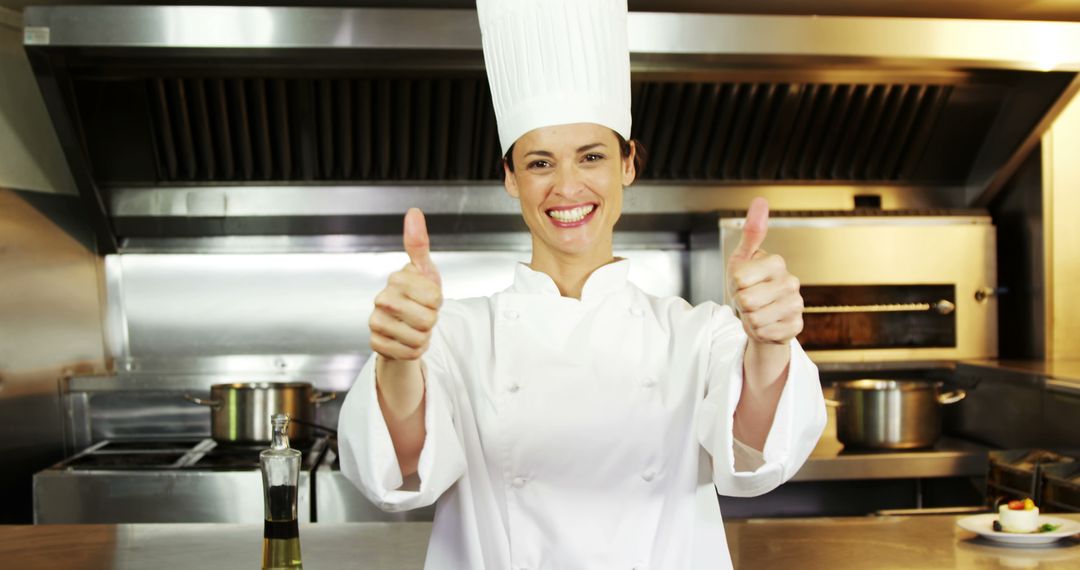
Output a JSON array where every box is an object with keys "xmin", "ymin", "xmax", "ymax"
[
  {"xmin": 0, "ymin": 189, "xmax": 108, "ymax": 523},
  {"xmin": 102, "ymin": 255, "xmax": 131, "ymax": 364},
  {"xmin": 86, "ymin": 391, "xmax": 211, "ymax": 442},
  {"xmin": 949, "ymin": 364, "xmax": 1046, "ymax": 449},
  {"xmin": 117, "ymin": 232, "xmax": 683, "ymax": 254},
  {"xmin": 104, "ymin": 250, "xmax": 684, "ymax": 379}
]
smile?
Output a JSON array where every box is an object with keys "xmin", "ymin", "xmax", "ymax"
[{"xmin": 546, "ymin": 204, "xmax": 597, "ymax": 226}]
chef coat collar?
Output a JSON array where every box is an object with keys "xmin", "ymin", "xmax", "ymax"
[{"xmin": 512, "ymin": 259, "xmax": 630, "ymax": 302}]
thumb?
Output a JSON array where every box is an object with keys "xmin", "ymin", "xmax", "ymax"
[
  {"xmin": 732, "ymin": 197, "xmax": 769, "ymax": 262},
  {"xmin": 403, "ymin": 208, "xmax": 440, "ymax": 285}
]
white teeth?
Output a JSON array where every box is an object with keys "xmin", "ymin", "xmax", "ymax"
[{"xmin": 547, "ymin": 204, "xmax": 595, "ymax": 223}]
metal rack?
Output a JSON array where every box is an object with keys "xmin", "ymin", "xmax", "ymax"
[{"xmin": 986, "ymin": 449, "xmax": 1076, "ymax": 508}]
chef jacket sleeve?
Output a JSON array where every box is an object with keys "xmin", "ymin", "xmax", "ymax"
[
  {"xmin": 337, "ymin": 327, "xmax": 467, "ymax": 512},
  {"xmin": 696, "ymin": 304, "xmax": 827, "ymax": 498}
]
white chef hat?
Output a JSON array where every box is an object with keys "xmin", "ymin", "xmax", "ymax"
[{"xmin": 476, "ymin": 0, "xmax": 632, "ymax": 155}]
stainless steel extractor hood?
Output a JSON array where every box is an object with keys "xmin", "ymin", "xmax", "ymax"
[{"xmin": 22, "ymin": 5, "xmax": 1080, "ymax": 252}]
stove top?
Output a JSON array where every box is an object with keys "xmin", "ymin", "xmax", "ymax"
[{"xmin": 57, "ymin": 438, "xmax": 328, "ymax": 471}]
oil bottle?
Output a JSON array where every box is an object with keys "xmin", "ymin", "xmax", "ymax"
[{"xmin": 261, "ymin": 413, "xmax": 303, "ymax": 569}]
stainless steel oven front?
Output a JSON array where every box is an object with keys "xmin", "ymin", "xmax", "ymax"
[{"xmin": 719, "ymin": 213, "xmax": 997, "ymax": 364}]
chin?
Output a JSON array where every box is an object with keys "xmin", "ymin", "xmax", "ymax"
[{"xmin": 546, "ymin": 230, "xmax": 607, "ymax": 256}]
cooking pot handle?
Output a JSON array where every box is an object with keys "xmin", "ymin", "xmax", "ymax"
[
  {"xmin": 311, "ymin": 391, "xmax": 337, "ymax": 405},
  {"xmin": 183, "ymin": 394, "xmax": 222, "ymax": 409},
  {"xmin": 938, "ymin": 390, "xmax": 967, "ymax": 405}
]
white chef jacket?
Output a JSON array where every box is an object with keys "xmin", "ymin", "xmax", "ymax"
[{"xmin": 339, "ymin": 259, "xmax": 827, "ymax": 570}]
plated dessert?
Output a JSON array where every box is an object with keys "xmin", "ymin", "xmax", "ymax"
[
  {"xmin": 957, "ymin": 498, "xmax": 1078, "ymax": 547},
  {"xmin": 995, "ymin": 498, "xmax": 1061, "ymax": 534}
]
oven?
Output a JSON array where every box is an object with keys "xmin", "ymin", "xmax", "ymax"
[{"xmin": 719, "ymin": 211, "xmax": 998, "ymax": 364}]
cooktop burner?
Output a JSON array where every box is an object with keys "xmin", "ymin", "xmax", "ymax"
[{"xmin": 58, "ymin": 438, "xmax": 328, "ymax": 471}]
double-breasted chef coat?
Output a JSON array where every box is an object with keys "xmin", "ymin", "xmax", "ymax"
[{"xmin": 339, "ymin": 259, "xmax": 827, "ymax": 569}]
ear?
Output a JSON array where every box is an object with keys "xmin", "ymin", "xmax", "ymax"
[
  {"xmin": 621, "ymin": 141, "xmax": 637, "ymax": 187},
  {"xmin": 503, "ymin": 160, "xmax": 520, "ymax": 199}
]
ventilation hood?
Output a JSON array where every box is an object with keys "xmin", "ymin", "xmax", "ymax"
[{"xmin": 22, "ymin": 5, "xmax": 1080, "ymax": 252}]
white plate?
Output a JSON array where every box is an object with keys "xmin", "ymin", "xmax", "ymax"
[{"xmin": 956, "ymin": 514, "xmax": 1080, "ymax": 546}]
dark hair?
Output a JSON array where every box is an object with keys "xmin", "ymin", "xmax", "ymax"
[{"xmin": 501, "ymin": 130, "xmax": 648, "ymax": 181}]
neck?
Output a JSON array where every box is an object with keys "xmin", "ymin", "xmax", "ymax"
[{"xmin": 528, "ymin": 236, "xmax": 615, "ymax": 299}]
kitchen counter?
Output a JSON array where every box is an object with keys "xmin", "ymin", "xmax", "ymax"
[
  {"xmin": 792, "ymin": 388, "xmax": 989, "ymax": 482},
  {"xmin": 961, "ymin": 359, "xmax": 1080, "ymax": 388},
  {"xmin": 728, "ymin": 514, "xmax": 1080, "ymax": 569},
  {"xmin": 3, "ymin": 515, "xmax": 1077, "ymax": 569}
]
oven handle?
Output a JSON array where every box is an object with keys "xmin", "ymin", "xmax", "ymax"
[{"xmin": 804, "ymin": 300, "xmax": 955, "ymax": 315}]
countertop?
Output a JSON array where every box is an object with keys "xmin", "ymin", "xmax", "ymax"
[
  {"xmin": 791, "ymin": 386, "xmax": 989, "ymax": 482},
  {"xmin": 3, "ymin": 515, "xmax": 1078, "ymax": 569},
  {"xmin": 961, "ymin": 359, "xmax": 1080, "ymax": 389}
]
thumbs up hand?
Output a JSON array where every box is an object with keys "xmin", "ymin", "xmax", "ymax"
[
  {"xmin": 728, "ymin": 198, "xmax": 804, "ymax": 346},
  {"xmin": 370, "ymin": 208, "xmax": 444, "ymax": 361}
]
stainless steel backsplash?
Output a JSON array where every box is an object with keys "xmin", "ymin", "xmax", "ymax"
[{"xmin": 103, "ymin": 247, "xmax": 686, "ymax": 390}]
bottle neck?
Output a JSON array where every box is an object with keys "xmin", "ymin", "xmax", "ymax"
[
  {"xmin": 270, "ymin": 414, "xmax": 291, "ymax": 451},
  {"xmin": 271, "ymin": 428, "xmax": 290, "ymax": 451}
]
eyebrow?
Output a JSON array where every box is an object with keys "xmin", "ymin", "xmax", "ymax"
[{"xmin": 524, "ymin": 142, "xmax": 607, "ymax": 158}]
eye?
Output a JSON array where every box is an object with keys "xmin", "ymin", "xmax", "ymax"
[
  {"xmin": 527, "ymin": 159, "xmax": 552, "ymax": 170},
  {"xmin": 582, "ymin": 153, "xmax": 606, "ymax": 163}
]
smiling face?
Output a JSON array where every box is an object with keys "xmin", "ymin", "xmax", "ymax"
[{"xmin": 503, "ymin": 123, "xmax": 636, "ymax": 263}]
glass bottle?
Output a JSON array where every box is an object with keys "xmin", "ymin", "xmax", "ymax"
[{"xmin": 260, "ymin": 413, "xmax": 303, "ymax": 570}]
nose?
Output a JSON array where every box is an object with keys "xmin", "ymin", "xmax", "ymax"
[{"xmin": 552, "ymin": 163, "xmax": 587, "ymax": 199}]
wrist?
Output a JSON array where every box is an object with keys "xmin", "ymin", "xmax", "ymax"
[
  {"xmin": 743, "ymin": 339, "xmax": 791, "ymax": 392},
  {"xmin": 746, "ymin": 338, "xmax": 790, "ymax": 360}
]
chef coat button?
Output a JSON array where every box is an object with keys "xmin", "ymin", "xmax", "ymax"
[
  {"xmin": 629, "ymin": 306, "xmax": 643, "ymax": 317},
  {"xmin": 643, "ymin": 377, "xmax": 656, "ymax": 388},
  {"xmin": 508, "ymin": 383, "xmax": 520, "ymax": 393},
  {"xmin": 642, "ymin": 470, "xmax": 656, "ymax": 482},
  {"xmin": 504, "ymin": 310, "xmax": 519, "ymax": 320},
  {"xmin": 512, "ymin": 477, "xmax": 527, "ymax": 488}
]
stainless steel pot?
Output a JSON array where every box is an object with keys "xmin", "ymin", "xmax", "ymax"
[
  {"xmin": 184, "ymin": 382, "xmax": 335, "ymax": 443},
  {"xmin": 826, "ymin": 379, "xmax": 966, "ymax": 450}
]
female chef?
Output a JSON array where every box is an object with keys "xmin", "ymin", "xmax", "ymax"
[{"xmin": 338, "ymin": 1, "xmax": 827, "ymax": 568}]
